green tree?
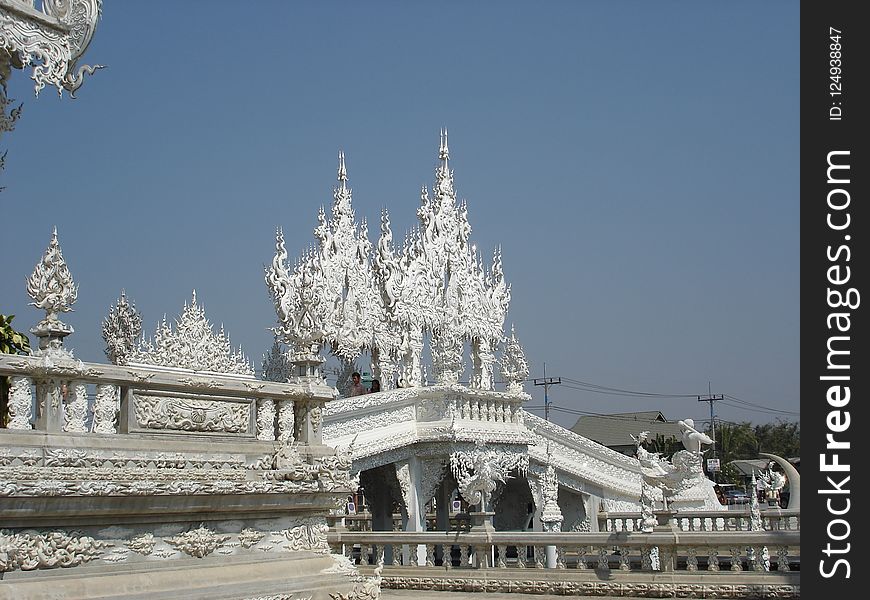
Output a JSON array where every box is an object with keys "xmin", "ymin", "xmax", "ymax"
[
  {"xmin": 755, "ymin": 421, "xmax": 800, "ymax": 458},
  {"xmin": 711, "ymin": 420, "xmax": 800, "ymax": 486},
  {"xmin": 1, "ymin": 314, "xmax": 32, "ymax": 427}
]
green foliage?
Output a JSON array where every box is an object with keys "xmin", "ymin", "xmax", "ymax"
[
  {"xmin": 1, "ymin": 314, "xmax": 31, "ymax": 428},
  {"xmin": 710, "ymin": 420, "xmax": 800, "ymax": 486},
  {"xmin": 647, "ymin": 434, "xmax": 682, "ymax": 458},
  {"xmin": 0, "ymin": 314, "xmax": 30, "ymax": 355}
]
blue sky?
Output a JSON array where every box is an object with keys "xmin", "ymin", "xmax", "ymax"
[{"xmin": 1, "ymin": 1, "xmax": 799, "ymax": 429}]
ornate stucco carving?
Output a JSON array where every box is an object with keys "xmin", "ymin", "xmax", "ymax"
[
  {"xmin": 539, "ymin": 459, "xmax": 563, "ymax": 532},
  {"xmin": 126, "ymin": 533, "xmax": 155, "ymax": 556},
  {"xmin": 419, "ymin": 459, "xmax": 446, "ymax": 509},
  {"xmin": 90, "ymin": 383, "xmax": 118, "ymax": 433},
  {"xmin": 283, "ymin": 518, "xmax": 329, "ymax": 552},
  {"xmin": 102, "ymin": 291, "xmax": 142, "ymax": 365},
  {"xmin": 381, "ymin": 576, "xmax": 798, "ymax": 599},
  {"xmin": 6, "ymin": 375, "xmax": 32, "ymax": 429},
  {"xmin": 393, "ymin": 461, "xmax": 411, "ymax": 513},
  {"xmin": 0, "ymin": 0, "xmax": 103, "ymax": 97},
  {"xmin": 322, "ymin": 406, "xmax": 414, "ymax": 441},
  {"xmin": 164, "ymin": 525, "xmax": 230, "ymax": 558},
  {"xmin": 63, "ymin": 379, "xmax": 88, "ymax": 432},
  {"xmin": 450, "ymin": 441, "xmax": 528, "ymax": 511},
  {"xmin": 0, "ymin": 529, "xmax": 106, "ymax": 572},
  {"xmin": 127, "ymin": 291, "xmax": 254, "ymax": 376},
  {"xmin": 500, "ymin": 325, "xmax": 529, "ymax": 393},
  {"xmin": 256, "ymin": 398, "xmax": 277, "ymax": 440},
  {"xmin": 133, "ymin": 395, "xmax": 249, "ymax": 433},
  {"xmin": 277, "ymin": 399, "xmax": 295, "ymax": 441}
]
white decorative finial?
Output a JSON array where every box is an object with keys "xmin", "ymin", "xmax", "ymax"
[
  {"xmin": 337, "ymin": 150, "xmax": 347, "ymax": 183},
  {"xmin": 439, "ymin": 128, "xmax": 450, "ymax": 162},
  {"xmin": 27, "ymin": 227, "xmax": 78, "ymax": 322},
  {"xmin": 26, "ymin": 227, "xmax": 79, "ymax": 355}
]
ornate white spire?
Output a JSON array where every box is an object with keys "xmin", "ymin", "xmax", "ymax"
[
  {"xmin": 128, "ymin": 291, "xmax": 254, "ymax": 376},
  {"xmin": 102, "ymin": 290, "xmax": 143, "ymax": 365},
  {"xmin": 337, "ymin": 150, "xmax": 347, "ymax": 184},
  {"xmin": 27, "ymin": 227, "xmax": 78, "ymax": 323},
  {"xmin": 439, "ymin": 127, "xmax": 450, "ymax": 162},
  {"xmin": 501, "ymin": 325, "xmax": 529, "ymax": 393},
  {"xmin": 26, "ymin": 227, "xmax": 78, "ymax": 355},
  {"xmin": 540, "ymin": 449, "xmax": 564, "ymax": 532},
  {"xmin": 267, "ymin": 132, "xmax": 514, "ymax": 390}
]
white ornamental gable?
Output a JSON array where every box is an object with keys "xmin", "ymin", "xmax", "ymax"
[{"xmin": 128, "ymin": 291, "xmax": 254, "ymax": 376}]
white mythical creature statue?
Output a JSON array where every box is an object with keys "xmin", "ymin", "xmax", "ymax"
[
  {"xmin": 631, "ymin": 431, "xmax": 695, "ymax": 511},
  {"xmin": 450, "ymin": 441, "xmax": 526, "ymax": 513},
  {"xmin": 758, "ymin": 461, "xmax": 787, "ymax": 505}
]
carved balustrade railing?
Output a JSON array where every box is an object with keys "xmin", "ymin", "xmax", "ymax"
[
  {"xmin": 0, "ymin": 353, "xmax": 326, "ymax": 444},
  {"xmin": 600, "ymin": 509, "xmax": 800, "ymax": 533},
  {"xmin": 328, "ymin": 528, "xmax": 800, "ymax": 573}
]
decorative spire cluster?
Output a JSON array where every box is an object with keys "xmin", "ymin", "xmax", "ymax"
[
  {"xmin": 127, "ymin": 291, "xmax": 254, "ymax": 376},
  {"xmin": 267, "ymin": 133, "xmax": 523, "ymax": 391},
  {"xmin": 102, "ymin": 290, "xmax": 143, "ymax": 365}
]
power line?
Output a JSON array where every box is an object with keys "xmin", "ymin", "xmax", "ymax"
[{"xmin": 533, "ymin": 362, "xmax": 561, "ymax": 421}]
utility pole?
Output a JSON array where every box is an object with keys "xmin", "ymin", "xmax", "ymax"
[
  {"xmin": 533, "ymin": 363, "xmax": 561, "ymax": 421},
  {"xmin": 698, "ymin": 384, "xmax": 723, "ymax": 481}
]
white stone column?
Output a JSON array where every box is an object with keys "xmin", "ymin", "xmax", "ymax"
[{"xmin": 398, "ymin": 457, "xmax": 427, "ymax": 564}]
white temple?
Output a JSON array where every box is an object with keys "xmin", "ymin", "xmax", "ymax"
[
  {"xmin": 0, "ymin": 131, "xmax": 799, "ymax": 599},
  {"xmin": 264, "ymin": 132, "xmax": 723, "ymax": 554}
]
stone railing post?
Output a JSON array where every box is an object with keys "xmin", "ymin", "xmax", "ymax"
[
  {"xmin": 6, "ymin": 375, "xmax": 34, "ymax": 429},
  {"xmin": 91, "ymin": 383, "xmax": 119, "ymax": 434},
  {"xmin": 277, "ymin": 399, "xmax": 295, "ymax": 441},
  {"xmin": 256, "ymin": 398, "xmax": 277, "ymax": 440},
  {"xmin": 295, "ymin": 399, "xmax": 323, "ymax": 445},
  {"xmin": 35, "ymin": 378, "xmax": 64, "ymax": 431},
  {"xmin": 63, "ymin": 379, "xmax": 88, "ymax": 432}
]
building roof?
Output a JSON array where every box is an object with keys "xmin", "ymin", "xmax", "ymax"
[
  {"xmin": 728, "ymin": 459, "xmax": 770, "ymax": 477},
  {"xmin": 569, "ymin": 412, "xmax": 682, "ymax": 448}
]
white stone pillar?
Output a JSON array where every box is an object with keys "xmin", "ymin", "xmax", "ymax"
[{"xmin": 400, "ymin": 456, "xmax": 427, "ymax": 564}]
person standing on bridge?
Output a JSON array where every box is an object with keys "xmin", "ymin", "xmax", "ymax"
[{"xmin": 349, "ymin": 372, "xmax": 367, "ymax": 396}]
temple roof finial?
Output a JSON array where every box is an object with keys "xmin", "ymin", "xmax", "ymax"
[
  {"xmin": 439, "ymin": 128, "xmax": 450, "ymax": 162},
  {"xmin": 337, "ymin": 150, "xmax": 348, "ymax": 185}
]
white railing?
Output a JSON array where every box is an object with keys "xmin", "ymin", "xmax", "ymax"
[
  {"xmin": 0, "ymin": 354, "xmax": 326, "ymax": 444},
  {"xmin": 328, "ymin": 528, "xmax": 800, "ymax": 573},
  {"xmin": 600, "ymin": 508, "xmax": 800, "ymax": 532}
]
